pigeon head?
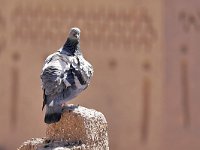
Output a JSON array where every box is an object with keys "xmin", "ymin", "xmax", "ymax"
[
  {"xmin": 68, "ymin": 27, "xmax": 81, "ymax": 40},
  {"xmin": 62, "ymin": 27, "xmax": 81, "ymax": 56}
]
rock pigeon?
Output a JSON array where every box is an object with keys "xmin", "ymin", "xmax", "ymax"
[{"xmin": 40, "ymin": 27, "xmax": 93, "ymax": 124}]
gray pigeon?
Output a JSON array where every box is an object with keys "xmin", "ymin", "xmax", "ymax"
[{"xmin": 40, "ymin": 27, "xmax": 93, "ymax": 124}]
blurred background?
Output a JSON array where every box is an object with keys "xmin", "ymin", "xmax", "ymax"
[{"xmin": 0, "ymin": 0, "xmax": 200, "ymax": 149}]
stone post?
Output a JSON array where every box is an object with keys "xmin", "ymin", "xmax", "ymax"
[{"xmin": 17, "ymin": 105, "xmax": 109, "ymax": 150}]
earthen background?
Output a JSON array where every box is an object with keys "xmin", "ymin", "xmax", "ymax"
[{"xmin": 0, "ymin": 0, "xmax": 200, "ymax": 149}]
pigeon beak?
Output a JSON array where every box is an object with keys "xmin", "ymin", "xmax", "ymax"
[
  {"xmin": 75, "ymin": 34, "xmax": 80, "ymax": 39},
  {"xmin": 69, "ymin": 31, "xmax": 80, "ymax": 39}
]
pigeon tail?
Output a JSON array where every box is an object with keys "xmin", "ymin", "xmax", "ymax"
[{"xmin": 44, "ymin": 104, "xmax": 62, "ymax": 124}]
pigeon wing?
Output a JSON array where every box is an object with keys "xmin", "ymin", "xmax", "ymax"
[
  {"xmin": 76, "ymin": 55, "xmax": 93, "ymax": 84},
  {"xmin": 41, "ymin": 52, "xmax": 71, "ymax": 96}
]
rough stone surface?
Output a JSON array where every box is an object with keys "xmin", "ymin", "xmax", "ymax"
[
  {"xmin": 17, "ymin": 138, "xmax": 87, "ymax": 150},
  {"xmin": 18, "ymin": 105, "xmax": 109, "ymax": 150},
  {"xmin": 46, "ymin": 105, "xmax": 109, "ymax": 149}
]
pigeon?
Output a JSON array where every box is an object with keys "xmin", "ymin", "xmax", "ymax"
[{"xmin": 40, "ymin": 27, "xmax": 93, "ymax": 124}]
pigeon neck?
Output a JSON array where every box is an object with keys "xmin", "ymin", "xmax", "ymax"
[{"xmin": 61, "ymin": 38, "xmax": 80, "ymax": 56}]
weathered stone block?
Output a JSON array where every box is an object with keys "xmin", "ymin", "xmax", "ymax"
[{"xmin": 18, "ymin": 105, "xmax": 109, "ymax": 150}]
